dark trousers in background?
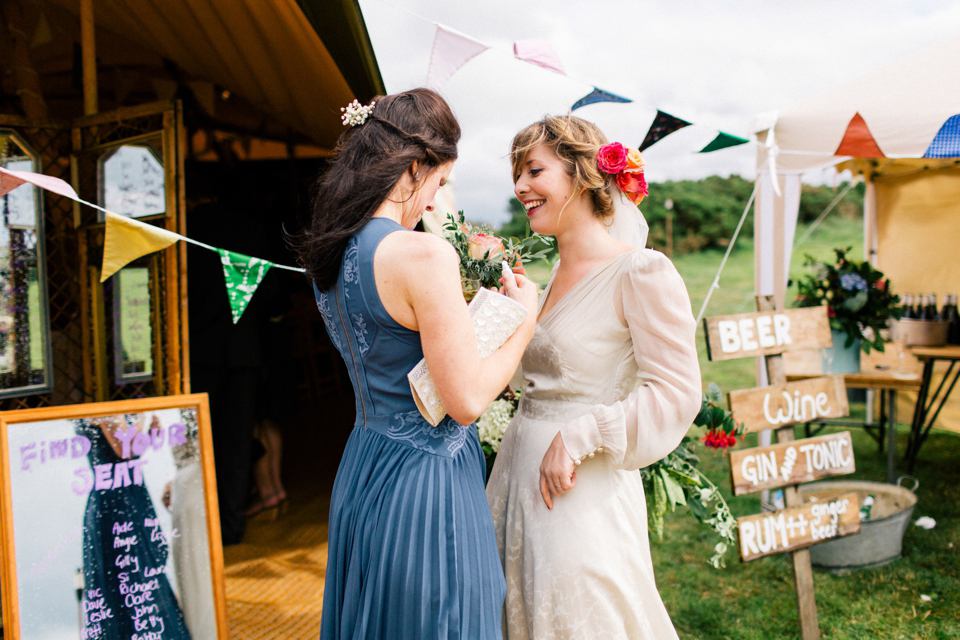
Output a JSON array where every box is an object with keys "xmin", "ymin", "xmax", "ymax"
[{"xmin": 192, "ymin": 365, "xmax": 259, "ymax": 546}]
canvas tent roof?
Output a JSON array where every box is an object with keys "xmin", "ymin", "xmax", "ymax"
[
  {"xmin": 17, "ymin": 0, "xmax": 384, "ymax": 150},
  {"xmin": 755, "ymin": 33, "xmax": 960, "ymax": 174},
  {"xmin": 751, "ymin": 33, "xmax": 960, "ymax": 435}
]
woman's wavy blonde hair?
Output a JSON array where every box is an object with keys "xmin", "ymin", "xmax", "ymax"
[{"xmin": 510, "ymin": 115, "xmax": 615, "ymax": 219}]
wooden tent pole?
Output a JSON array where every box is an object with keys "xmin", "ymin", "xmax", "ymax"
[
  {"xmin": 80, "ymin": 0, "xmax": 98, "ymax": 115},
  {"xmin": 4, "ymin": 0, "xmax": 48, "ymax": 119}
]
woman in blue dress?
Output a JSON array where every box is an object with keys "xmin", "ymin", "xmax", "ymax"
[{"xmin": 298, "ymin": 88, "xmax": 538, "ymax": 639}]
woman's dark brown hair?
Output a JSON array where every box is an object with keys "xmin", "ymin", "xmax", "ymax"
[{"xmin": 296, "ymin": 88, "xmax": 460, "ymax": 290}]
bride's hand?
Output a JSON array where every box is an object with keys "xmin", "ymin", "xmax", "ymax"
[
  {"xmin": 539, "ymin": 431, "xmax": 577, "ymax": 510},
  {"xmin": 499, "ymin": 272, "xmax": 539, "ymax": 319}
]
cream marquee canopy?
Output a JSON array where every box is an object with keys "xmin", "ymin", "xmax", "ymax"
[{"xmin": 752, "ymin": 33, "xmax": 960, "ymax": 433}]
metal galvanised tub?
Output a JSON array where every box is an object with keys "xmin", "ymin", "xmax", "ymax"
[{"xmin": 799, "ymin": 478, "xmax": 918, "ymax": 572}]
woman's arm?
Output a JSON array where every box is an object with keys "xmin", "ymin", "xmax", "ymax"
[
  {"xmin": 378, "ymin": 231, "xmax": 538, "ymax": 425},
  {"xmin": 559, "ymin": 251, "xmax": 702, "ymax": 469}
]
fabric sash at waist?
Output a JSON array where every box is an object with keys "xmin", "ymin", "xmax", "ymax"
[
  {"xmin": 359, "ymin": 410, "xmax": 473, "ymax": 458},
  {"xmin": 519, "ymin": 396, "xmax": 596, "ymax": 422}
]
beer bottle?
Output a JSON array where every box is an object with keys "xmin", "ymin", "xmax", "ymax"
[
  {"xmin": 901, "ymin": 294, "xmax": 915, "ymax": 318},
  {"xmin": 923, "ymin": 293, "xmax": 939, "ymax": 320},
  {"xmin": 943, "ymin": 294, "xmax": 959, "ymax": 343},
  {"xmin": 912, "ymin": 294, "xmax": 925, "ymax": 319}
]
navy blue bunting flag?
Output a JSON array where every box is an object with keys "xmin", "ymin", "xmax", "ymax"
[
  {"xmin": 571, "ymin": 87, "xmax": 632, "ymax": 111},
  {"xmin": 639, "ymin": 110, "xmax": 692, "ymax": 151}
]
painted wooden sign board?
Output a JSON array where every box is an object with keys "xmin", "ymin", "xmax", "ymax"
[
  {"xmin": 729, "ymin": 432, "xmax": 856, "ymax": 495},
  {"xmin": 703, "ymin": 307, "xmax": 832, "ymax": 361},
  {"xmin": 738, "ymin": 492, "xmax": 861, "ymax": 562},
  {"xmin": 728, "ymin": 375, "xmax": 849, "ymax": 434}
]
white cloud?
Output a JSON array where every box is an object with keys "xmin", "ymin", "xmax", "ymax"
[{"xmin": 359, "ymin": 0, "xmax": 960, "ymax": 225}]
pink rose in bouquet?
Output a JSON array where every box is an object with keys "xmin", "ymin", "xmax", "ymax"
[
  {"xmin": 597, "ymin": 142, "xmax": 629, "ymax": 174},
  {"xmin": 468, "ymin": 233, "xmax": 505, "ymax": 260},
  {"xmin": 616, "ymin": 170, "xmax": 649, "ymax": 205}
]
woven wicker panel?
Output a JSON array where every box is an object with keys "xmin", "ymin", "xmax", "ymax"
[
  {"xmin": 0, "ymin": 123, "xmax": 88, "ymax": 410},
  {"xmin": 76, "ymin": 116, "xmax": 178, "ymax": 401},
  {"xmin": 1, "ymin": 107, "xmax": 184, "ymax": 410}
]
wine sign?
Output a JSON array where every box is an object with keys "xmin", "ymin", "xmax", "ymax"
[
  {"xmin": 703, "ymin": 307, "xmax": 832, "ymax": 361},
  {"xmin": 728, "ymin": 376, "xmax": 849, "ymax": 433},
  {"xmin": 729, "ymin": 432, "xmax": 856, "ymax": 495},
  {"xmin": 738, "ymin": 492, "xmax": 861, "ymax": 562}
]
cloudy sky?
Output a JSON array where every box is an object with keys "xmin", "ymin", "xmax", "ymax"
[{"xmin": 357, "ymin": 0, "xmax": 960, "ymax": 226}]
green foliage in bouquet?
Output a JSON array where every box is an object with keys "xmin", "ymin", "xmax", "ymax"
[
  {"xmin": 642, "ymin": 383, "xmax": 739, "ymax": 569},
  {"xmin": 443, "ymin": 211, "xmax": 554, "ymax": 290},
  {"xmin": 795, "ymin": 247, "xmax": 901, "ymax": 353}
]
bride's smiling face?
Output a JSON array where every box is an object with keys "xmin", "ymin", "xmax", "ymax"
[{"xmin": 514, "ymin": 144, "xmax": 576, "ymax": 236}]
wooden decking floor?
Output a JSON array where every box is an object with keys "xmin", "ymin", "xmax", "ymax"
[{"xmin": 223, "ymin": 483, "xmax": 333, "ymax": 638}]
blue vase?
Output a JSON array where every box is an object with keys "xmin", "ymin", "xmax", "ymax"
[{"xmin": 821, "ymin": 329, "xmax": 861, "ymax": 374}]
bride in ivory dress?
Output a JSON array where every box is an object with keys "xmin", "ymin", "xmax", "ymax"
[{"xmin": 486, "ymin": 116, "xmax": 702, "ymax": 639}]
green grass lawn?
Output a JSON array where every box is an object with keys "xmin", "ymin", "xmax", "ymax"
[
  {"xmin": 525, "ymin": 212, "xmax": 959, "ymax": 638},
  {"xmin": 664, "ymin": 214, "xmax": 959, "ymax": 639}
]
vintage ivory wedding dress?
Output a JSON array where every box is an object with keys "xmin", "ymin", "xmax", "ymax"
[{"xmin": 486, "ymin": 248, "xmax": 702, "ymax": 640}]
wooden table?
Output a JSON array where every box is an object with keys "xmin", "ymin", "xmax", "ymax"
[
  {"xmin": 905, "ymin": 345, "xmax": 960, "ymax": 472},
  {"xmin": 785, "ymin": 347, "xmax": 923, "ymax": 483}
]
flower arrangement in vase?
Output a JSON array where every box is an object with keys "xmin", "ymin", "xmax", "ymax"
[{"xmin": 795, "ymin": 247, "xmax": 902, "ymax": 353}]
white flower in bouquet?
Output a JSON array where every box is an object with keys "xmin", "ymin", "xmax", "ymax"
[{"xmin": 476, "ymin": 397, "xmax": 516, "ymax": 454}]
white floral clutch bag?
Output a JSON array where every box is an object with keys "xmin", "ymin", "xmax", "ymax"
[{"xmin": 408, "ymin": 287, "xmax": 528, "ymax": 426}]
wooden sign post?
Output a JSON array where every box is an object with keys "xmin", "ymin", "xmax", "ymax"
[{"xmin": 704, "ymin": 300, "xmax": 861, "ymax": 640}]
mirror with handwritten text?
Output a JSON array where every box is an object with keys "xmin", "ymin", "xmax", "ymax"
[
  {"xmin": 0, "ymin": 130, "xmax": 52, "ymax": 398},
  {"xmin": 0, "ymin": 395, "xmax": 227, "ymax": 640}
]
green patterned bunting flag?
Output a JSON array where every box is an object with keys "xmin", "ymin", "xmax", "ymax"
[{"xmin": 218, "ymin": 249, "xmax": 273, "ymax": 323}]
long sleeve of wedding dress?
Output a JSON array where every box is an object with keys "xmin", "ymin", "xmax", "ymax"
[{"xmin": 558, "ymin": 250, "xmax": 701, "ymax": 470}]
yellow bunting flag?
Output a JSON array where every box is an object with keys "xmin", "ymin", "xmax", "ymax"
[{"xmin": 101, "ymin": 212, "xmax": 181, "ymax": 281}]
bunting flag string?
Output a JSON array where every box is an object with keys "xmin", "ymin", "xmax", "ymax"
[
  {"xmin": 639, "ymin": 110, "xmax": 692, "ymax": 151},
  {"xmin": 410, "ymin": 9, "xmax": 749, "ymax": 152},
  {"xmin": 571, "ymin": 87, "xmax": 632, "ymax": 112},
  {"xmin": 0, "ymin": 166, "xmax": 304, "ymax": 323}
]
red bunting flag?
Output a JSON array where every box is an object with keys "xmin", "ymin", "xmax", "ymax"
[{"xmin": 834, "ymin": 112, "xmax": 885, "ymax": 158}]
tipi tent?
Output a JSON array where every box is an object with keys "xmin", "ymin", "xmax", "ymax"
[{"xmin": 752, "ymin": 33, "xmax": 960, "ymax": 436}]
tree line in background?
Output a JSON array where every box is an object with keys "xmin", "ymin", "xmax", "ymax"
[{"xmin": 498, "ymin": 175, "xmax": 865, "ymax": 256}]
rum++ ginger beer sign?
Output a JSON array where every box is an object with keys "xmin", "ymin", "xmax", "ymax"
[{"xmin": 738, "ymin": 492, "xmax": 861, "ymax": 562}]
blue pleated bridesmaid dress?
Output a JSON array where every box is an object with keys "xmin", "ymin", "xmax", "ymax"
[{"xmin": 315, "ymin": 217, "xmax": 505, "ymax": 639}]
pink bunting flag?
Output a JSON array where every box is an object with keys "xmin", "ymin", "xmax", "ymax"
[
  {"xmin": 0, "ymin": 166, "xmax": 79, "ymax": 200},
  {"xmin": 513, "ymin": 39, "xmax": 565, "ymax": 74},
  {"xmin": 426, "ymin": 24, "xmax": 489, "ymax": 89}
]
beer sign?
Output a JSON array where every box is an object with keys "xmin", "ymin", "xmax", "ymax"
[
  {"xmin": 738, "ymin": 492, "xmax": 861, "ymax": 562},
  {"xmin": 703, "ymin": 307, "xmax": 832, "ymax": 361},
  {"xmin": 729, "ymin": 432, "xmax": 856, "ymax": 495},
  {"xmin": 728, "ymin": 376, "xmax": 849, "ymax": 433}
]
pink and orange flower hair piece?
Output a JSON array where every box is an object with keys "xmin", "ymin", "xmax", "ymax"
[{"xmin": 596, "ymin": 142, "xmax": 648, "ymax": 205}]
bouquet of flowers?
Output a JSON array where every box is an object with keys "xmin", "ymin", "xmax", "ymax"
[
  {"xmin": 795, "ymin": 247, "xmax": 901, "ymax": 353},
  {"xmin": 443, "ymin": 211, "xmax": 554, "ymax": 298}
]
